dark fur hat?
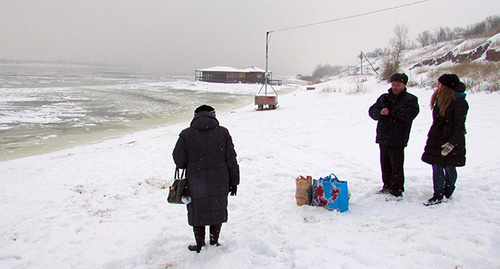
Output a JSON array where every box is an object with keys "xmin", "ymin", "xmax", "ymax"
[
  {"xmin": 194, "ymin": 105, "xmax": 215, "ymax": 114},
  {"xmin": 390, "ymin": 73, "xmax": 408, "ymax": 84},
  {"xmin": 438, "ymin": 74, "xmax": 460, "ymax": 90}
]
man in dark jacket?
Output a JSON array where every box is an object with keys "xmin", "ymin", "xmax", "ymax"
[
  {"xmin": 369, "ymin": 73, "xmax": 419, "ymax": 198},
  {"xmin": 173, "ymin": 105, "xmax": 240, "ymax": 252}
]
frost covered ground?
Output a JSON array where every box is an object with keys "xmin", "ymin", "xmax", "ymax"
[{"xmin": 1, "ymin": 76, "xmax": 499, "ymax": 268}]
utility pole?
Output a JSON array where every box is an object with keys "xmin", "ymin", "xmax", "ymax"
[
  {"xmin": 360, "ymin": 51, "xmax": 379, "ymax": 76},
  {"xmin": 359, "ymin": 52, "xmax": 363, "ymax": 75}
]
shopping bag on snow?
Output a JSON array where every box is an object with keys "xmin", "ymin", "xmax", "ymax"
[
  {"xmin": 312, "ymin": 173, "xmax": 349, "ymax": 212},
  {"xmin": 295, "ymin": 175, "xmax": 312, "ymax": 206},
  {"xmin": 167, "ymin": 168, "xmax": 191, "ymax": 204}
]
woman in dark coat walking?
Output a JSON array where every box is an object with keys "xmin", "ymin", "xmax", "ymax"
[
  {"xmin": 173, "ymin": 105, "xmax": 240, "ymax": 252},
  {"xmin": 422, "ymin": 74, "xmax": 468, "ymax": 206}
]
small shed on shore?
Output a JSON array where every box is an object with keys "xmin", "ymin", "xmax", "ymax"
[{"xmin": 195, "ymin": 66, "xmax": 281, "ymax": 85}]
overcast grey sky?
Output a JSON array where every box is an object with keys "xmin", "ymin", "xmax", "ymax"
[{"xmin": 1, "ymin": 0, "xmax": 498, "ymax": 75}]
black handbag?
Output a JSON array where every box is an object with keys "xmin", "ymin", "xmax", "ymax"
[{"xmin": 167, "ymin": 168, "xmax": 189, "ymax": 204}]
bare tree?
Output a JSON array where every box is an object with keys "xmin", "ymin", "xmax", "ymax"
[
  {"xmin": 435, "ymin": 27, "xmax": 454, "ymax": 42},
  {"xmin": 365, "ymin": 48, "xmax": 387, "ymax": 58},
  {"xmin": 390, "ymin": 24, "xmax": 409, "ymax": 54},
  {"xmin": 486, "ymin": 15, "xmax": 500, "ymax": 32},
  {"xmin": 465, "ymin": 22, "xmax": 487, "ymax": 37},
  {"xmin": 381, "ymin": 24, "xmax": 409, "ymax": 81},
  {"xmin": 417, "ymin": 30, "xmax": 433, "ymax": 47},
  {"xmin": 312, "ymin": 64, "xmax": 343, "ymax": 79}
]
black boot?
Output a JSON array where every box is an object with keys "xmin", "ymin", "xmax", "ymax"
[
  {"xmin": 424, "ymin": 195, "xmax": 444, "ymax": 206},
  {"xmin": 188, "ymin": 226, "xmax": 206, "ymax": 253},
  {"xmin": 209, "ymin": 224, "xmax": 222, "ymax": 246},
  {"xmin": 444, "ymin": 186, "xmax": 455, "ymax": 199}
]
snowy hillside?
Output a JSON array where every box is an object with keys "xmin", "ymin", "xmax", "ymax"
[{"xmin": 339, "ymin": 32, "xmax": 500, "ymax": 92}]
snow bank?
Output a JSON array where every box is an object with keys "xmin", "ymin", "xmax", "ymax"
[{"xmin": 1, "ymin": 77, "xmax": 499, "ymax": 268}]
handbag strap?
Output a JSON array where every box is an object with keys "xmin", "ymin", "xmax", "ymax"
[
  {"xmin": 175, "ymin": 168, "xmax": 186, "ymax": 180},
  {"xmin": 318, "ymin": 173, "xmax": 339, "ymax": 182},
  {"xmin": 329, "ymin": 173, "xmax": 339, "ymax": 181}
]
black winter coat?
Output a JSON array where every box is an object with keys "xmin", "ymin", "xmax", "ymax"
[
  {"xmin": 369, "ymin": 88, "xmax": 420, "ymax": 147},
  {"xmin": 173, "ymin": 111, "xmax": 240, "ymax": 226},
  {"xmin": 422, "ymin": 93, "xmax": 468, "ymax": 167}
]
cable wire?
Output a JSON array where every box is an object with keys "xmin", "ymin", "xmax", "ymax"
[{"xmin": 269, "ymin": 0, "xmax": 430, "ymax": 33}]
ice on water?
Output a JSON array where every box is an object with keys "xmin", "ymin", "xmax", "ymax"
[{"xmin": 0, "ymin": 64, "xmax": 254, "ymax": 160}]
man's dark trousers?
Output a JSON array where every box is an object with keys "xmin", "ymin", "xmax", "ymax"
[{"xmin": 379, "ymin": 144, "xmax": 405, "ymax": 196}]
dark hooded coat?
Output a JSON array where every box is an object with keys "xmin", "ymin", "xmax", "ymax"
[
  {"xmin": 173, "ymin": 111, "xmax": 240, "ymax": 226},
  {"xmin": 369, "ymin": 88, "xmax": 420, "ymax": 147},
  {"xmin": 422, "ymin": 92, "xmax": 468, "ymax": 167}
]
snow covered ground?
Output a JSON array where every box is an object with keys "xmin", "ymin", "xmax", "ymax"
[{"xmin": 1, "ymin": 76, "xmax": 499, "ymax": 268}]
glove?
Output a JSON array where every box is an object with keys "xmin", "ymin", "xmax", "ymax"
[
  {"xmin": 229, "ymin": 185, "xmax": 237, "ymax": 196},
  {"xmin": 441, "ymin": 142, "xmax": 455, "ymax": 156}
]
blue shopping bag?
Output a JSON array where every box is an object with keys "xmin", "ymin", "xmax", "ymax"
[{"xmin": 312, "ymin": 173, "xmax": 349, "ymax": 212}]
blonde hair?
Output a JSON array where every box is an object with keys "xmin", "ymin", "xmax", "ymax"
[{"xmin": 430, "ymin": 85, "xmax": 455, "ymax": 116}]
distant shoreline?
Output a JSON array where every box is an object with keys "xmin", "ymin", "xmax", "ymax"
[{"xmin": 0, "ymin": 59, "xmax": 139, "ymax": 70}]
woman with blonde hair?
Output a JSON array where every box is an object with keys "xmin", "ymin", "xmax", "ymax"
[{"xmin": 422, "ymin": 74, "xmax": 468, "ymax": 206}]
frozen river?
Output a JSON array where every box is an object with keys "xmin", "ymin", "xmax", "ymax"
[{"xmin": 0, "ymin": 64, "xmax": 264, "ymax": 160}]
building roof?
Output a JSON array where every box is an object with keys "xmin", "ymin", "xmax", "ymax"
[{"xmin": 242, "ymin": 66, "xmax": 266, "ymax": 72}]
